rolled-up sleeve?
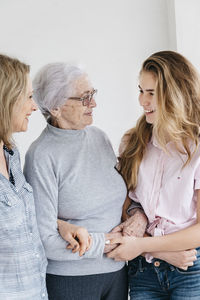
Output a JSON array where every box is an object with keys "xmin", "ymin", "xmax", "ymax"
[{"xmin": 127, "ymin": 190, "xmax": 143, "ymax": 215}]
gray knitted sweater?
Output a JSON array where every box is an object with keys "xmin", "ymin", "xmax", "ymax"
[{"xmin": 24, "ymin": 124, "xmax": 127, "ymax": 276}]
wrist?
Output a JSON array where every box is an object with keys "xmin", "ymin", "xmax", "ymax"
[
  {"xmin": 129, "ymin": 208, "xmax": 145, "ymax": 217},
  {"xmin": 57, "ymin": 219, "xmax": 64, "ymax": 227},
  {"xmin": 138, "ymin": 236, "xmax": 149, "ymax": 253}
]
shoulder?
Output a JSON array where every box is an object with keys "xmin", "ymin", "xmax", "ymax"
[
  {"xmin": 86, "ymin": 126, "xmax": 114, "ymax": 154},
  {"xmin": 25, "ymin": 127, "xmax": 50, "ymax": 167},
  {"xmin": 27, "ymin": 126, "xmax": 49, "ymax": 153},
  {"xmin": 86, "ymin": 126, "xmax": 111, "ymax": 142},
  {"xmin": 87, "ymin": 125, "xmax": 107, "ymax": 136}
]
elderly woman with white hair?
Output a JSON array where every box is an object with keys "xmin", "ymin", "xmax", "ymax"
[{"xmin": 23, "ymin": 62, "xmax": 147, "ymax": 300}]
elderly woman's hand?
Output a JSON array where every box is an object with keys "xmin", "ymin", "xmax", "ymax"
[
  {"xmin": 111, "ymin": 209, "xmax": 148, "ymax": 237},
  {"xmin": 57, "ymin": 220, "xmax": 92, "ymax": 256}
]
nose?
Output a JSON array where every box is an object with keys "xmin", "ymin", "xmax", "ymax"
[
  {"xmin": 32, "ymin": 98, "xmax": 38, "ymax": 111},
  {"xmin": 139, "ymin": 93, "xmax": 150, "ymax": 107},
  {"xmin": 89, "ymin": 97, "xmax": 97, "ymax": 108}
]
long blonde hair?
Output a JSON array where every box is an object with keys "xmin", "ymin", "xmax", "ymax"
[
  {"xmin": 0, "ymin": 54, "xmax": 30, "ymax": 148},
  {"xmin": 119, "ymin": 51, "xmax": 200, "ymax": 190}
]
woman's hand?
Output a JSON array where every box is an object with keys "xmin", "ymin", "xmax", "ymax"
[
  {"xmin": 151, "ymin": 249, "xmax": 197, "ymax": 270},
  {"xmin": 57, "ymin": 220, "xmax": 92, "ymax": 256},
  {"xmin": 104, "ymin": 232, "xmax": 123, "ymax": 253},
  {"xmin": 112, "ymin": 209, "xmax": 148, "ymax": 237},
  {"xmin": 107, "ymin": 236, "xmax": 144, "ymax": 261}
]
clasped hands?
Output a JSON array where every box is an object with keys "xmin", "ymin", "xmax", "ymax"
[
  {"xmin": 105, "ymin": 209, "xmax": 148, "ymax": 259},
  {"xmin": 57, "ymin": 214, "xmax": 197, "ymax": 270},
  {"xmin": 105, "ymin": 211, "xmax": 197, "ymax": 270},
  {"xmin": 57, "ymin": 208, "xmax": 147, "ymax": 258}
]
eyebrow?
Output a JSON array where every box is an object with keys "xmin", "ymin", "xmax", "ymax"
[{"xmin": 138, "ymin": 85, "xmax": 155, "ymax": 92}]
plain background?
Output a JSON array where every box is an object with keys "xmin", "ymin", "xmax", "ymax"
[{"xmin": 0, "ymin": 0, "xmax": 200, "ymax": 164}]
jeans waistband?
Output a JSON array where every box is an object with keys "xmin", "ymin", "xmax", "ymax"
[{"xmin": 129, "ymin": 247, "xmax": 200, "ymax": 272}]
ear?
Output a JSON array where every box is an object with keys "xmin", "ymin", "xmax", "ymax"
[{"xmin": 50, "ymin": 107, "xmax": 61, "ymax": 119}]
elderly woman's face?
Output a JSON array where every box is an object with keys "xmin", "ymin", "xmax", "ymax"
[
  {"xmin": 57, "ymin": 76, "xmax": 96, "ymax": 130},
  {"xmin": 11, "ymin": 75, "xmax": 37, "ymax": 132}
]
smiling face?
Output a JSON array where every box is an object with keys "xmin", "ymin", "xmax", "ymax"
[
  {"xmin": 139, "ymin": 71, "xmax": 157, "ymax": 124},
  {"xmin": 11, "ymin": 75, "xmax": 37, "ymax": 132},
  {"xmin": 53, "ymin": 75, "xmax": 97, "ymax": 130}
]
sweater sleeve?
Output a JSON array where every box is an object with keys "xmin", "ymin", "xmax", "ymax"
[
  {"xmin": 24, "ymin": 152, "xmax": 105, "ymax": 261},
  {"xmin": 127, "ymin": 190, "xmax": 143, "ymax": 214}
]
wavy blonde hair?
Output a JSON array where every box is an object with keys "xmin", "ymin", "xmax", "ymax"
[
  {"xmin": 0, "ymin": 54, "xmax": 30, "ymax": 148},
  {"xmin": 119, "ymin": 51, "xmax": 200, "ymax": 190}
]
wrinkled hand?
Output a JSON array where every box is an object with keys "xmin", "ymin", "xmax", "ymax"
[
  {"xmin": 151, "ymin": 249, "xmax": 197, "ymax": 270},
  {"xmin": 112, "ymin": 209, "xmax": 148, "ymax": 237},
  {"xmin": 104, "ymin": 232, "xmax": 123, "ymax": 253},
  {"xmin": 107, "ymin": 236, "xmax": 143, "ymax": 261},
  {"xmin": 57, "ymin": 220, "xmax": 92, "ymax": 256}
]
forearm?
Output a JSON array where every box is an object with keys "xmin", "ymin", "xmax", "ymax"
[
  {"xmin": 123, "ymin": 210, "xmax": 147, "ymax": 237},
  {"xmin": 43, "ymin": 231, "xmax": 105, "ymax": 261},
  {"xmin": 140, "ymin": 223, "xmax": 200, "ymax": 253}
]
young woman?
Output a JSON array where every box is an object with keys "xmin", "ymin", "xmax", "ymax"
[{"xmin": 108, "ymin": 51, "xmax": 200, "ymax": 299}]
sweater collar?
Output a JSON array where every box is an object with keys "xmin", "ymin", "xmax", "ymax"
[{"xmin": 46, "ymin": 122, "xmax": 87, "ymax": 137}]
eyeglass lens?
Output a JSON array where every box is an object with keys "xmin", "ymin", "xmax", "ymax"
[{"xmin": 83, "ymin": 90, "xmax": 97, "ymax": 106}]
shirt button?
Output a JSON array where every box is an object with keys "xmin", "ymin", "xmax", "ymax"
[
  {"xmin": 7, "ymin": 201, "xmax": 11, "ymax": 206},
  {"xmin": 15, "ymin": 188, "xmax": 18, "ymax": 193},
  {"xmin": 42, "ymin": 293, "xmax": 45, "ymax": 297},
  {"xmin": 30, "ymin": 232, "xmax": 33, "ymax": 236},
  {"xmin": 35, "ymin": 253, "xmax": 40, "ymax": 258},
  {"xmin": 154, "ymin": 261, "xmax": 160, "ymax": 267}
]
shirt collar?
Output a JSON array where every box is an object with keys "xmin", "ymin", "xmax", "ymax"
[
  {"xmin": 3, "ymin": 145, "xmax": 14, "ymax": 156},
  {"xmin": 150, "ymin": 134, "xmax": 173, "ymax": 151},
  {"xmin": 151, "ymin": 135, "xmax": 161, "ymax": 148}
]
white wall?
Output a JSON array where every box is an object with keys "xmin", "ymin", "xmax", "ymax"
[
  {"xmin": 0, "ymin": 0, "xmax": 175, "ymax": 164},
  {"xmin": 174, "ymin": 0, "xmax": 200, "ymax": 72}
]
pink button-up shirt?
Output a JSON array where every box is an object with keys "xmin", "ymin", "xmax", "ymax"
[{"xmin": 129, "ymin": 137, "xmax": 200, "ymax": 238}]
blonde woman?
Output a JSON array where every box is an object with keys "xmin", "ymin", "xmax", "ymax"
[
  {"xmin": 0, "ymin": 54, "xmax": 49, "ymax": 299},
  {"xmin": 0, "ymin": 54, "xmax": 90, "ymax": 300},
  {"xmin": 108, "ymin": 51, "xmax": 200, "ymax": 299}
]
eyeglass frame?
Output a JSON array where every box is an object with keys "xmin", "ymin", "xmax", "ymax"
[{"xmin": 67, "ymin": 89, "xmax": 97, "ymax": 106}]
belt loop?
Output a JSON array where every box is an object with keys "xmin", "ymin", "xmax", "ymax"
[
  {"xmin": 138, "ymin": 257, "xmax": 144, "ymax": 272},
  {"xmin": 169, "ymin": 265, "xmax": 175, "ymax": 271}
]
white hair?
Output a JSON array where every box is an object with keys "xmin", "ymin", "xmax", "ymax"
[{"xmin": 33, "ymin": 62, "xmax": 86, "ymax": 120}]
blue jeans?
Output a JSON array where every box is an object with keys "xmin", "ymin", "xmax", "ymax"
[{"xmin": 128, "ymin": 248, "xmax": 200, "ymax": 300}]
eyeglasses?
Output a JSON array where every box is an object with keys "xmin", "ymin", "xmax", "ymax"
[{"xmin": 68, "ymin": 89, "xmax": 97, "ymax": 106}]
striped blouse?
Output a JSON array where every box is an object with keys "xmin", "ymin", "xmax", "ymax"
[{"xmin": 0, "ymin": 146, "xmax": 48, "ymax": 300}]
